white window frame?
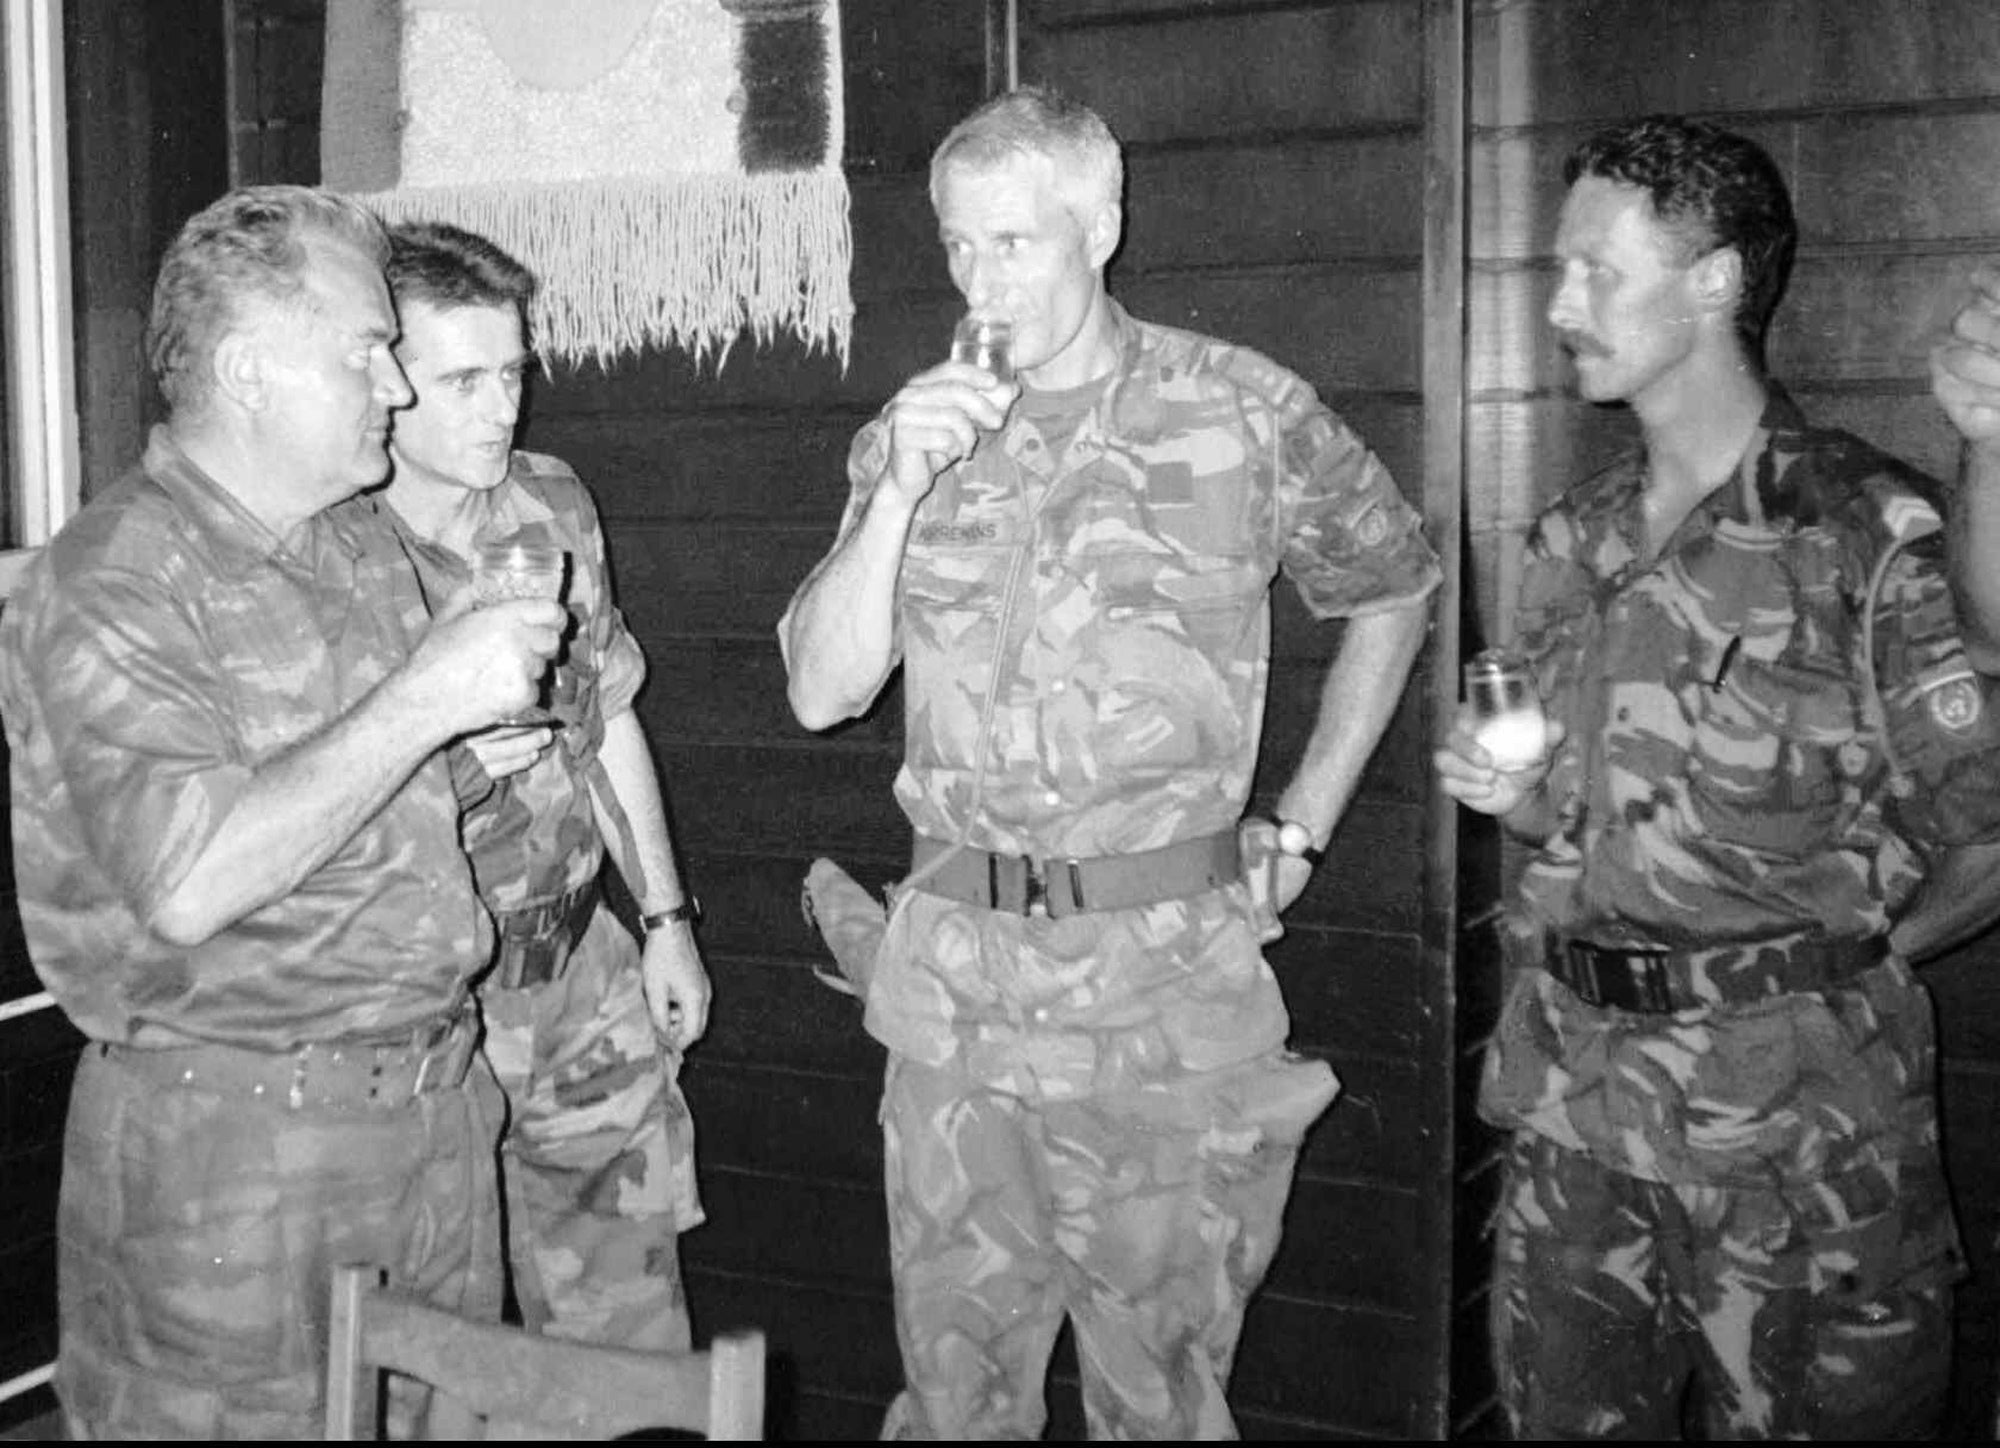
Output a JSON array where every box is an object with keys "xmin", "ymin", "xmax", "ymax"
[{"xmin": 0, "ymin": 0, "xmax": 78, "ymax": 586}]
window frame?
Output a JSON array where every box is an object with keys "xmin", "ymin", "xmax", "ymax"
[{"xmin": 1, "ymin": 0, "xmax": 79, "ymax": 576}]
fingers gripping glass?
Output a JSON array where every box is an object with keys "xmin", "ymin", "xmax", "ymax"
[
  {"xmin": 1464, "ymin": 648, "xmax": 1548, "ymax": 771},
  {"xmin": 472, "ymin": 541, "xmax": 567, "ymax": 727}
]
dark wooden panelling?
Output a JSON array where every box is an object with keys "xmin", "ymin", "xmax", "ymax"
[
  {"xmin": 1471, "ymin": 0, "xmax": 2000, "ymax": 130},
  {"xmin": 1025, "ymin": 1, "xmax": 1421, "ymax": 142},
  {"xmin": 840, "ymin": 0, "xmax": 991, "ymax": 176},
  {"xmin": 1121, "ymin": 135, "xmax": 1425, "ymax": 271}
]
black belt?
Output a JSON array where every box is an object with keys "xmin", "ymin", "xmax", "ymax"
[
  {"xmin": 492, "ymin": 882, "xmax": 600, "ymax": 991},
  {"xmin": 911, "ymin": 831, "xmax": 1241, "ymax": 918},
  {"xmin": 1547, "ymin": 932, "xmax": 1888, "ymax": 1014}
]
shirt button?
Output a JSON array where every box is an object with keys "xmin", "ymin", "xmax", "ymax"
[
  {"xmin": 1044, "ymin": 790, "xmax": 1061, "ymax": 806},
  {"xmin": 1032, "ymin": 1006, "xmax": 1049, "ymax": 1023},
  {"xmin": 1050, "ymin": 679, "xmax": 1066, "ymax": 694}
]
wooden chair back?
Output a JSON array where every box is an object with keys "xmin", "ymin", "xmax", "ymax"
[{"xmin": 324, "ymin": 1263, "xmax": 766, "ymax": 1440}]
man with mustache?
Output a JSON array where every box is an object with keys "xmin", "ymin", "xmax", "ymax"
[
  {"xmin": 1435, "ymin": 115, "xmax": 2000, "ymax": 1436},
  {"xmin": 377, "ymin": 220, "xmax": 709, "ymax": 1353},
  {"xmin": 782, "ymin": 87, "xmax": 1439, "ymax": 1436},
  {"xmin": 0, "ymin": 186, "xmax": 565, "ymax": 1436}
]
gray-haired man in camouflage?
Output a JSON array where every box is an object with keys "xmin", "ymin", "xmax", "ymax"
[
  {"xmin": 0, "ymin": 187, "xmax": 566, "ymax": 1436},
  {"xmin": 782, "ymin": 87, "xmax": 1439, "ymax": 1437},
  {"xmin": 1437, "ymin": 115, "xmax": 2000, "ymax": 1437}
]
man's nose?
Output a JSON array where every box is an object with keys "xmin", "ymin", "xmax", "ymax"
[
  {"xmin": 375, "ymin": 352, "xmax": 413, "ymax": 408},
  {"xmin": 961, "ymin": 254, "xmax": 1003, "ymax": 312},
  {"xmin": 1547, "ymin": 270, "xmax": 1583, "ymax": 332},
  {"xmin": 488, "ymin": 379, "xmax": 521, "ymax": 426}
]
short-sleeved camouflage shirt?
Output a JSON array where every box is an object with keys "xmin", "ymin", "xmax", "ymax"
[
  {"xmin": 0, "ymin": 428, "xmax": 491, "ymax": 1049},
  {"xmin": 790, "ymin": 302, "xmax": 1441, "ymax": 1091},
  {"xmin": 391, "ymin": 453, "xmax": 646, "ymax": 914},
  {"xmin": 1481, "ymin": 388, "xmax": 2000, "ymax": 1189}
]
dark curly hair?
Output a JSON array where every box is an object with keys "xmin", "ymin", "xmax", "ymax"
[{"xmin": 1565, "ymin": 115, "xmax": 1797, "ymax": 363}]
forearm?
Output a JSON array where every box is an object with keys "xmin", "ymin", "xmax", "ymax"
[
  {"xmin": 1948, "ymin": 440, "xmax": 2000, "ymax": 672},
  {"xmin": 590, "ymin": 709, "xmax": 687, "ymax": 914},
  {"xmin": 148, "ymin": 670, "xmax": 452, "ymax": 945},
  {"xmin": 1275, "ymin": 600, "xmax": 1430, "ymax": 845},
  {"xmin": 1890, "ymin": 839, "xmax": 2000, "ymax": 962},
  {"xmin": 782, "ymin": 488, "xmax": 918, "ymax": 730}
]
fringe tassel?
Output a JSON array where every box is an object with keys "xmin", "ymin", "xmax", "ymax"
[{"xmin": 359, "ymin": 171, "xmax": 853, "ymax": 373}]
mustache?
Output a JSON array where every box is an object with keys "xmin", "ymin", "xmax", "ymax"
[{"xmin": 1556, "ymin": 330, "xmax": 1612, "ymax": 359}]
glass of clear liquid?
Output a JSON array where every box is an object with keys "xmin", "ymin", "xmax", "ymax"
[
  {"xmin": 472, "ymin": 540, "xmax": 567, "ymax": 725},
  {"xmin": 951, "ymin": 315, "xmax": 1014, "ymax": 382},
  {"xmin": 1464, "ymin": 647, "xmax": 1548, "ymax": 772}
]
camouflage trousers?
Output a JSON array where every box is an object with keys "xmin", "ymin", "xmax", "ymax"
[
  {"xmin": 56, "ymin": 1035, "xmax": 507, "ymax": 1438},
  {"xmin": 479, "ymin": 902, "xmax": 702, "ymax": 1352},
  {"xmin": 1492, "ymin": 1131, "xmax": 1961, "ymax": 1439},
  {"xmin": 878, "ymin": 1048, "xmax": 1336, "ymax": 1440}
]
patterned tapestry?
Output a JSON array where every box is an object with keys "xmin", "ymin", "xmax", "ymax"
[{"xmin": 321, "ymin": 0, "xmax": 851, "ymax": 369}]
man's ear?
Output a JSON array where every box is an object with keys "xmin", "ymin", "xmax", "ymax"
[
  {"xmin": 1086, "ymin": 202, "xmax": 1123, "ymax": 271},
  {"xmin": 1691, "ymin": 245, "xmax": 1743, "ymax": 319},
  {"xmin": 210, "ymin": 330, "xmax": 268, "ymax": 412}
]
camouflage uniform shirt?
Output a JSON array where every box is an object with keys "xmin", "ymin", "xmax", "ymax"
[
  {"xmin": 795, "ymin": 301, "xmax": 1441, "ymax": 1095},
  {"xmin": 0, "ymin": 427, "xmax": 490, "ymax": 1049},
  {"xmin": 1481, "ymin": 388, "xmax": 2000, "ymax": 1191},
  {"xmin": 390, "ymin": 452, "xmax": 646, "ymax": 911}
]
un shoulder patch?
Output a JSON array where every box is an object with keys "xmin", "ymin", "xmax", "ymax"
[
  {"xmin": 1354, "ymin": 503, "xmax": 1390, "ymax": 548},
  {"xmin": 1924, "ymin": 669, "xmax": 1984, "ymax": 732}
]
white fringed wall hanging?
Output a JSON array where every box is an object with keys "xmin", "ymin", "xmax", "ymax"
[{"xmin": 322, "ymin": 0, "xmax": 852, "ymax": 371}]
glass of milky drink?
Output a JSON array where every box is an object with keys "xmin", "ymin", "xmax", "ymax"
[
  {"xmin": 472, "ymin": 540, "xmax": 567, "ymax": 725},
  {"xmin": 1464, "ymin": 647, "xmax": 1548, "ymax": 772}
]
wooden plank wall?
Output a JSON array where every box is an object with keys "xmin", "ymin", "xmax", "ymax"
[{"xmin": 1464, "ymin": 0, "xmax": 2000, "ymax": 1436}]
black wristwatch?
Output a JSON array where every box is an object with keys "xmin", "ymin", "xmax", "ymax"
[
  {"xmin": 1273, "ymin": 818, "xmax": 1326, "ymax": 869},
  {"xmin": 641, "ymin": 898, "xmax": 702, "ymax": 931}
]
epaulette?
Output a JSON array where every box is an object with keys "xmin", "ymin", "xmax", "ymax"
[
  {"xmin": 510, "ymin": 449, "xmax": 580, "ymax": 486},
  {"xmin": 1197, "ymin": 338, "xmax": 1309, "ymax": 415}
]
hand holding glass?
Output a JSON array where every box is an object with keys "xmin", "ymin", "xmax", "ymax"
[
  {"xmin": 1464, "ymin": 648, "xmax": 1548, "ymax": 772},
  {"xmin": 472, "ymin": 541, "xmax": 567, "ymax": 726}
]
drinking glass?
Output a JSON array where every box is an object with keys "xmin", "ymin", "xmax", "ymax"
[
  {"xmin": 1464, "ymin": 647, "xmax": 1548, "ymax": 772},
  {"xmin": 951, "ymin": 315, "xmax": 1014, "ymax": 382},
  {"xmin": 472, "ymin": 541, "xmax": 567, "ymax": 725}
]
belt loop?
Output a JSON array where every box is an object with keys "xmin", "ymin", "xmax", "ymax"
[
  {"xmin": 988, "ymin": 852, "xmax": 1001, "ymax": 911},
  {"xmin": 1066, "ymin": 859, "xmax": 1085, "ymax": 913}
]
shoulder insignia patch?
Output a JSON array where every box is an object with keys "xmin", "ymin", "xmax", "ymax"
[
  {"xmin": 1355, "ymin": 505, "xmax": 1390, "ymax": 548},
  {"xmin": 1924, "ymin": 670, "xmax": 1984, "ymax": 732}
]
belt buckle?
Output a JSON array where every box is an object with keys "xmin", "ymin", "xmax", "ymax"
[
  {"xmin": 1561, "ymin": 940, "xmax": 1605, "ymax": 1008},
  {"xmin": 1023, "ymin": 856, "xmax": 1048, "ymax": 916},
  {"xmin": 1630, "ymin": 950, "xmax": 1676, "ymax": 1013}
]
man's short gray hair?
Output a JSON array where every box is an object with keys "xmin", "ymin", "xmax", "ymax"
[
  {"xmin": 147, "ymin": 185, "xmax": 388, "ymax": 415},
  {"xmin": 929, "ymin": 86, "xmax": 1124, "ymax": 226}
]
